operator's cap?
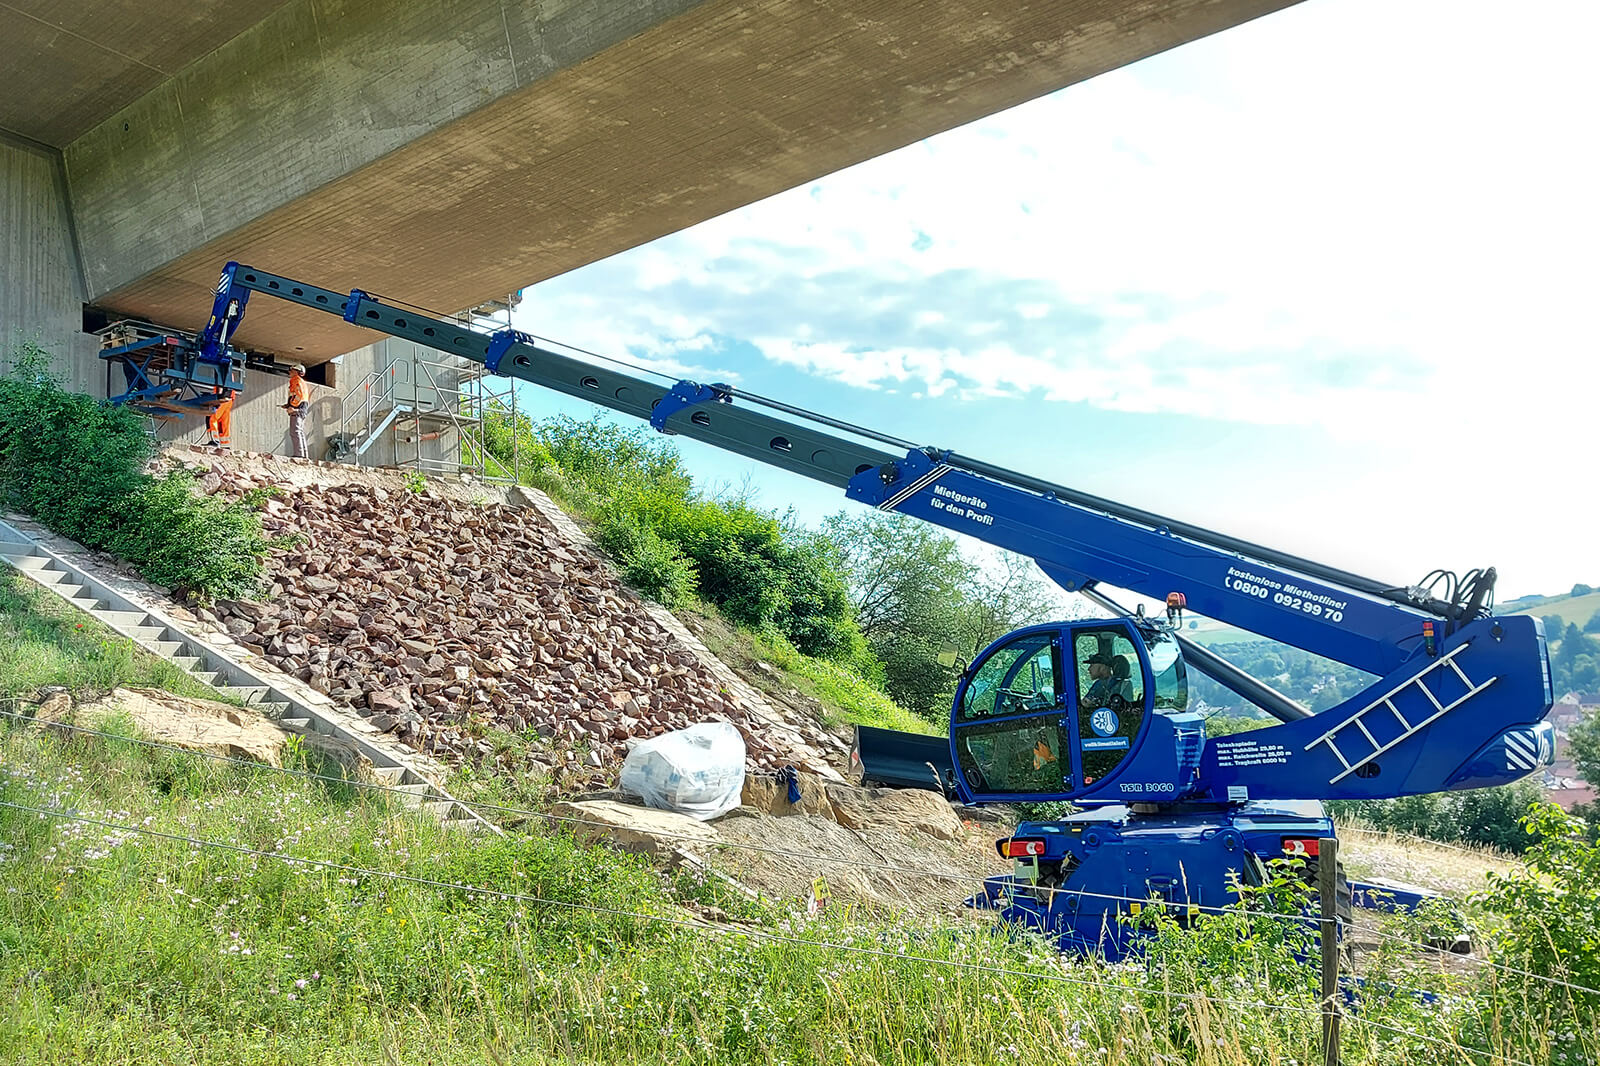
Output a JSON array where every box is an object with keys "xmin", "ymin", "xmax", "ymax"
[
  {"xmin": 1087, "ymin": 652, "xmax": 1113, "ymax": 666},
  {"xmin": 289, "ymin": 362, "xmax": 306, "ymax": 375}
]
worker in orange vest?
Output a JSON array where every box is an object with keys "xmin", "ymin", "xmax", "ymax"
[
  {"xmin": 203, "ymin": 388, "xmax": 235, "ymax": 449},
  {"xmin": 282, "ymin": 363, "xmax": 310, "ymax": 458}
]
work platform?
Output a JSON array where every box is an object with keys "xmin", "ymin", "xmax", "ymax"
[{"xmin": 98, "ymin": 322, "xmax": 242, "ymax": 422}]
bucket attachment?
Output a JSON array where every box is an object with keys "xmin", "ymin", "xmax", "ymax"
[{"xmin": 851, "ymin": 725, "xmax": 955, "ymax": 795}]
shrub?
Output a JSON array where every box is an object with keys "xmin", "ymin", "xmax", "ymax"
[
  {"xmin": 534, "ymin": 413, "xmax": 692, "ymax": 500},
  {"xmin": 593, "ymin": 505, "xmax": 697, "ymax": 607},
  {"xmin": 0, "ymin": 343, "xmax": 271, "ymax": 600},
  {"xmin": 114, "ymin": 470, "xmax": 275, "ymax": 599},
  {"xmin": 1470, "ymin": 803, "xmax": 1600, "ymax": 1058}
]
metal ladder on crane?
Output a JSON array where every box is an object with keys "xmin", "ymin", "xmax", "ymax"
[{"xmin": 1304, "ymin": 643, "xmax": 1498, "ymax": 784}]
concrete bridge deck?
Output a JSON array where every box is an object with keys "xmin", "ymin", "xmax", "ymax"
[{"xmin": 4, "ymin": 0, "xmax": 1300, "ymax": 375}]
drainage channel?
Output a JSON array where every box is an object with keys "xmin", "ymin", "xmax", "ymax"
[{"xmin": 0, "ymin": 518, "xmax": 496, "ymax": 836}]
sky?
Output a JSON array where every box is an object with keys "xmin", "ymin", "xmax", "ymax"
[{"xmin": 505, "ymin": 0, "xmax": 1599, "ymax": 603}]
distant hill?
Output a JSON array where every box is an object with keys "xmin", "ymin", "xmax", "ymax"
[{"xmin": 1509, "ymin": 588, "xmax": 1600, "ymax": 632}]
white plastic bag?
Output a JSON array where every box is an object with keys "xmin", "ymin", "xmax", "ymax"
[{"xmin": 620, "ymin": 721, "xmax": 746, "ymax": 821}]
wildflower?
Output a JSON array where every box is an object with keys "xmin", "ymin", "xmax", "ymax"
[{"xmin": 295, "ymin": 979, "xmax": 307, "ymax": 989}]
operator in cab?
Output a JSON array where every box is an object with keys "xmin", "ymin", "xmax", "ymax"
[
  {"xmin": 1082, "ymin": 653, "xmax": 1115, "ymax": 708},
  {"xmin": 1082, "ymin": 652, "xmax": 1136, "ymax": 711}
]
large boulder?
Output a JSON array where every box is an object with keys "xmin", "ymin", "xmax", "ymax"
[
  {"xmin": 824, "ymin": 783, "xmax": 966, "ymax": 842},
  {"xmin": 548, "ymin": 799, "xmax": 717, "ymax": 864},
  {"xmin": 80, "ymin": 688, "xmax": 287, "ymax": 766},
  {"xmin": 740, "ymin": 770, "xmax": 834, "ymax": 817}
]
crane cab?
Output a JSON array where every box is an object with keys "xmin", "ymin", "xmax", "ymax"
[{"xmin": 949, "ymin": 621, "xmax": 1194, "ymax": 806}]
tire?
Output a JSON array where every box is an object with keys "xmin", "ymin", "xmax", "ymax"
[{"xmin": 1303, "ymin": 857, "xmax": 1353, "ymax": 924}]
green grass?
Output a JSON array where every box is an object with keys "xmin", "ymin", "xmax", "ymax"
[
  {"xmin": 1512, "ymin": 589, "xmax": 1600, "ymax": 631},
  {"xmin": 5, "ymin": 720, "xmax": 1584, "ymax": 1066},
  {"xmin": 746, "ymin": 629, "xmax": 941, "ymax": 736},
  {"xmin": 684, "ymin": 605, "xmax": 939, "ymax": 737},
  {"xmin": 0, "ymin": 569, "xmax": 220, "ymax": 700}
]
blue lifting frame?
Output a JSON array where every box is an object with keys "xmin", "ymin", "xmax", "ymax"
[{"xmin": 100, "ymin": 327, "xmax": 242, "ymax": 421}]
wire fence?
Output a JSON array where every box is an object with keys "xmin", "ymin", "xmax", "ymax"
[
  {"xmin": 0, "ymin": 794, "xmax": 1560, "ymax": 1066},
  {"xmin": 3, "ymin": 705, "xmax": 1594, "ymax": 1002},
  {"xmin": 0, "ymin": 719, "xmax": 1579, "ymax": 1066},
  {"xmin": 0, "ymin": 798, "xmax": 1326, "ymax": 1020}
]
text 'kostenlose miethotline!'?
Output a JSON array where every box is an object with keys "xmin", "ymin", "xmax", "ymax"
[{"xmin": 1224, "ymin": 566, "xmax": 1347, "ymax": 623}]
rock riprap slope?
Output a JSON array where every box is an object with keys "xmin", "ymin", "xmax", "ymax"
[{"xmin": 208, "ymin": 468, "xmax": 832, "ymax": 778}]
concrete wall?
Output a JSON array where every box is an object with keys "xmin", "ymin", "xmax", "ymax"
[{"xmin": 0, "ymin": 133, "xmax": 98, "ymax": 393}]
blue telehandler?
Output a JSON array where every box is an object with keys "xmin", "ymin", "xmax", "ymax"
[{"xmin": 144, "ymin": 262, "xmax": 1555, "ymax": 957}]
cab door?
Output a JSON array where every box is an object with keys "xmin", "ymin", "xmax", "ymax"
[
  {"xmin": 950, "ymin": 628, "xmax": 1076, "ymax": 801},
  {"xmin": 1065, "ymin": 623, "xmax": 1150, "ymax": 789}
]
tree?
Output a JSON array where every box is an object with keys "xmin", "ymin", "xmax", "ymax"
[
  {"xmin": 820, "ymin": 512, "xmax": 974, "ymax": 720},
  {"xmin": 953, "ymin": 551, "xmax": 1060, "ymax": 658},
  {"xmin": 1571, "ymin": 710, "xmax": 1600, "ymax": 789},
  {"xmin": 820, "ymin": 512, "xmax": 970, "ymax": 641},
  {"xmin": 1583, "ymin": 608, "xmax": 1600, "ymax": 635},
  {"xmin": 819, "ymin": 512, "xmax": 1060, "ymax": 723},
  {"xmin": 1572, "ymin": 583, "xmax": 1594, "ymax": 597},
  {"xmin": 1557, "ymin": 624, "xmax": 1600, "ymax": 677}
]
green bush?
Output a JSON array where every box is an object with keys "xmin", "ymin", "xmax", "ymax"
[
  {"xmin": 534, "ymin": 413, "xmax": 693, "ymax": 499},
  {"xmin": 593, "ymin": 504, "xmax": 697, "ymax": 607},
  {"xmin": 1470, "ymin": 803, "xmax": 1600, "ymax": 1059},
  {"xmin": 114, "ymin": 470, "xmax": 274, "ymax": 599},
  {"xmin": 0, "ymin": 343, "xmax": 271, "ymax": 600},
  {"xmin": 480, "ymin": 408, "xmax": 867, "ymax": 661},
  {"xmin": 613, "ymin": 483, "xmax": 859, "ymax": 657}
]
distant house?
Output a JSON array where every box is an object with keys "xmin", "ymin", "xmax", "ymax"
[
  {"xmin": 1552, "ymin": 704, "xmax": 1584, "ymax": 728},
  {"xmin": 1546, "ymin": 784, "xmax": 1597, "ymax": 812}
]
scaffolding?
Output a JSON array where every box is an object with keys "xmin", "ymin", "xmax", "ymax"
[{"xmin": 330, "ymin": 295, "xmax": 526, "ymax": 483}]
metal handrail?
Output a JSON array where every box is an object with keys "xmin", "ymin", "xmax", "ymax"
[
  {"xmin": 333, "ymin": 346, "xmax": 521, "ymax": 483},
  {"xmin": 335, "ymin": 363, "xmax": 401, "ymax": 446}
]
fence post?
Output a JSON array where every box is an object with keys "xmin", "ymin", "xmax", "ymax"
[{"xmin": 1319, "ymin": 835, "xmax": 1341, "ymax": 1066}]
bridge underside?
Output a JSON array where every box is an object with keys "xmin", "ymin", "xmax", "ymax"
[{"xmin": 7, "ymin": 0, "xmax": 1301, "ymax": 368}]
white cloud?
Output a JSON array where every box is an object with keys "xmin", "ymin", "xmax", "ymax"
[{"xmin": 517, "ymin": 0, "xmax": 1600, "ymax": 593}]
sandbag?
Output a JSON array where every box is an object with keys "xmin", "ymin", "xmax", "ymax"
[{"xmin": 620, "ymin": 721, "xmax": 746, "ymax": 821}]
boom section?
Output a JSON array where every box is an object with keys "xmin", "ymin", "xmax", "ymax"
[
  {"xmin": 218, "ymin": 263, "xmax": 1430, "ymax": 675},
  {"xmin": 219, "ymin": 265, "xmax": 898, "ymax": 487},
  {"xmin": 845, "ymin": 450, "xmax": 1430, "ymax": 678}
]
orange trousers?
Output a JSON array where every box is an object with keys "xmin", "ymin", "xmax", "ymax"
[{"xmin": 206, "ymin": 394, "xmax": 234, "ymax": 446}]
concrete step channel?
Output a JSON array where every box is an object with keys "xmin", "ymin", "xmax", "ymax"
[{"xmin": 0, "ymin": 519, "xmax": 494, "ymax": 836}]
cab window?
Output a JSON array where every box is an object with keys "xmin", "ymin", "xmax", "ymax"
[
  {"xmin": 959, "ymin": 633, "xmax": 1057, "ymax": 721},
  {"xmin": 1071, "ymin": 627, "xmax": 1146, "ymax": 785},
  {"xmin": 1149, "ymin": 640, "xmax": 1188, "ymax": 712},
  {"xmin": 954, "ymin": 716, "xmax": 1070, "ymax": 795},
  {"xmin": 1073, "ymin": 629, "xmax": 1144, "ymax": 714}
]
